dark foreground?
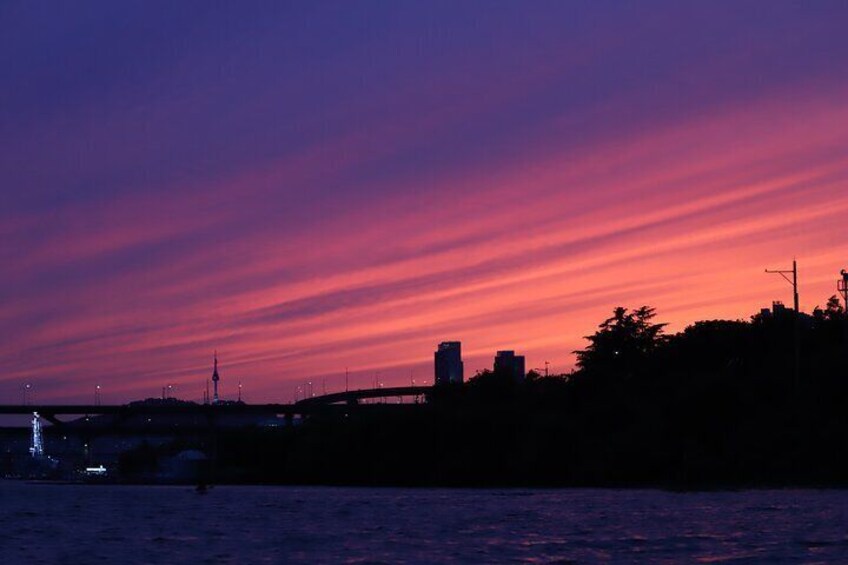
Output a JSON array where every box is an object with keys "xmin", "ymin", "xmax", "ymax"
[
  {"xmin": 4, "ymin": 304, "xmax": 848, "ymax": 487},
  {"xmin": 3, "ymin": 481, "xmax": 848, "ymax": 563}
]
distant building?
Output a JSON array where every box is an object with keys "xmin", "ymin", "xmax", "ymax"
[
  {"xmin": 759, "ymin": 300, "xmax": 814, "ymax": 329},
  {"xmin": 494, "ymin": 350, "xmax": 525, "ymax": 383},
  {"xmin": 435, "ymin": 341, "xmax": 464, "ymax": 385}
]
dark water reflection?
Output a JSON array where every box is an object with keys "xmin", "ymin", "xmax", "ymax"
[{"xmin": 2, "ymin": 482, "xmax": 847, "ymax": 563}]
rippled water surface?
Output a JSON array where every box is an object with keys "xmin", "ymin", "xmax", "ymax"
[{"xmin": 2, "ymin": 482, "xmax": 848, "ymax": 563}]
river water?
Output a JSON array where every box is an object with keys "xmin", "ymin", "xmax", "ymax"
[{"xmin": 2, "ymin": 482, "xmax": 848, "ymax": 563}]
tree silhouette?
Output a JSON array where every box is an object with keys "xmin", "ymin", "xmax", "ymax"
[
  {"xmin": 574, "ymin": 306, "xmax": 666, "ymax": 379},
  {"xmin": 813, "ymin": 295, "xmax": 845, "ymax": 322}
]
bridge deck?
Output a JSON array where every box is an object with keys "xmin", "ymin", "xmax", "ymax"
[{"xmin": 0, "ymin": 386, "xmax": 434, "ymax": 416}]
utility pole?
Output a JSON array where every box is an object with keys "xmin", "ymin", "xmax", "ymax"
[
  {"xmin": 766, "ymin": 259, "xmax": 800, "ymax": 388},
  {"xmin": 765, "ymin": 259, "xmax": 800, "ymax": 313},
  {"xmin": 345, "ymin": 367, "xmax": 349, "ymax": 393},
  {"xmin": 544, "ymin": 361, "xmax": 550, "ymax": 378}
]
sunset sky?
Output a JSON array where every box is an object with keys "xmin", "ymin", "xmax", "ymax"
[{"xmin": 2, "ymin": 1, "xmax": 848, "ymax": 404}]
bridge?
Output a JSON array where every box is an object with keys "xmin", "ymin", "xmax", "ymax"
[
  {"xmin": 0, "ymin": 385, "xmax": 434, "ymax": 426},
  {"xmin": 293, "ymin": 385, "xmax": 430, "ymax": 408}
]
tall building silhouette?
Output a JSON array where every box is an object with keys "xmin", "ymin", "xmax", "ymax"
[
  {"xmin": 494, "ymin": 350, "xmax": 525, "ymax": 383},
  {"xmin": 435, "ymin": 341, "xmax": 464, "ymax": 385}
]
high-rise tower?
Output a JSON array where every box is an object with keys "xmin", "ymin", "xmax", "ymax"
[
  {"xmin": 434, "ymin": 341, "xmax": 464, "ymax": 385},
  {"xmin": 494, "ymin": 350, "xmax": 525, "ymax": 383},
  {"xmin": 212, "ymin": 351, "xmax": 220, "ymax": 404}
]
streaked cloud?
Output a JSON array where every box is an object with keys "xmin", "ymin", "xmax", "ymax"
[{"xmin": 1, "ymin": 1, "xmax": 847, "ymax": 402}]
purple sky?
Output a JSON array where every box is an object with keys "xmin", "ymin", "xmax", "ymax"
[{"xmin": 2, "ymin": 1, "xmax": 848, "ymax": 404}]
